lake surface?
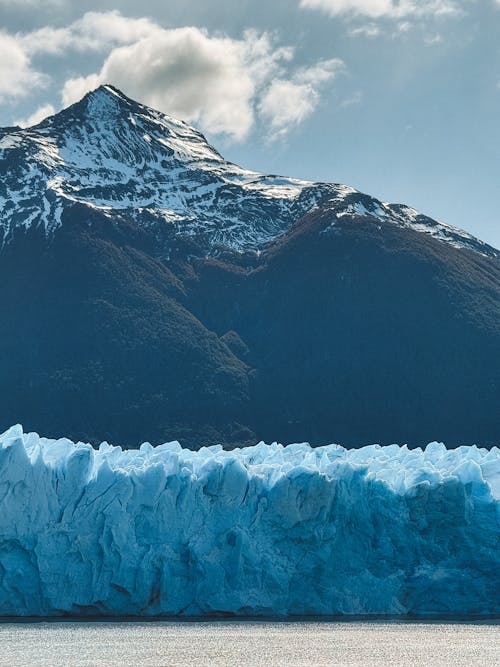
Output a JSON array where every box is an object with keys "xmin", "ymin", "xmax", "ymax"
[{"xmin": 0, "ymin": 619, "xmax": 498, "ymax": 666}]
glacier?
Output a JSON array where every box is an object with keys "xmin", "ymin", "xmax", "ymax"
[{"xmin": 0, "ymin": 424, "xmax": 498, "ymax": 617}]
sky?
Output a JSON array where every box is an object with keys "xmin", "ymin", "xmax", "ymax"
[{"xmin": 1, "ymin": 0, "xmax": 499, "ymax": 247}]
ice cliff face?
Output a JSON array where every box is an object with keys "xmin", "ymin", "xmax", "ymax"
[
  {"xmin": 0, "ymin": 84, "xmax": 496, "ymax": 257},
  {"xmin": 0, "ymin": 424, "xmax": 498, "ymax": 617}
]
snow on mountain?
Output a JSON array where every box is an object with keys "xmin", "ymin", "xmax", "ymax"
[
  {"xmin": 0, "ymin": 84, "xmax": 496, "ymax": 257},
  {"xmin": 0, "ymin": 85, "xmax": 330, "ymax": 252},
  {"xmin": 0, "ymin": 424, "xmax": 498, "ymax": 616},
  {"xmin": 318, "ymin": 189, "xmax": 498, "ymax": 257}
]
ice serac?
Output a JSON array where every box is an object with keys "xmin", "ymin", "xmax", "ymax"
[{"xmin": 0, "ymin": 425, "xmax": 498, "ymax": 617}]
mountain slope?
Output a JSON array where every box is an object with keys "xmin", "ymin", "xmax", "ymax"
[
  {"xmin": 186, "ymin": 206, "xmax": 500, "ymax": 446},
  {"xmin": 1, "ymin": 86, "xmax": 499, "ymax": 448}
]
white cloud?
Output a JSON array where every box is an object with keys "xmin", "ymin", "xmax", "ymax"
[
  {"xmin": 301, "ymin": 0, "xmax": 395, "ymax": 18},
  {"xmin": 258, "ymin": 59, "xmax": 343, "ymax": 139},
  {"xmin": 22, "ymin": 11, "xmax": 159, "ymax": 55},
  {"xmin": 4, "ymin": 12, "xmax": 341, "ymax": 142},
  {"xmin": 60, "ymin": 21, "xmax": 341, "ymax": 142},
  {"xmin": 15, "ymin": 104, "xmax": 56, "ymax": 127},
  {"xmin": 62, "ymin": 75, "xmax": 100, "ymax": 107},
  {"xmin": 300, "ymin": 0, "xmax": 461, "ymax": 19},
  {"xmin": 0, "ymin": 31, "xmax": 45, "ymax": 102},
  {"xmin": 424, "ymin": 33, "xmax": 443, "ymax": 45},
  {"xmin": 15, "ymin": 103, "xmax": 55, "ymax": 128},
  {"xmin": 396, "ymin": 20, "xmax": 413, "ymax": 32},
  {"xmin": 0, "ymin": 12, "xmax": 140, "ymax": 103},
  {"xmin": 350, "ymin": 23, "xmax": 382, "ymax": 37}
]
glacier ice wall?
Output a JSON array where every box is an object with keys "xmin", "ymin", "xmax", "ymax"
[{"xmin": 0, "ymin": 424, "xmax": 498, "ymax": 617}]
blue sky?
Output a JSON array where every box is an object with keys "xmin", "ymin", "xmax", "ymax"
[{"xmin": 1, "ymin": 0, "xmax": 499, "ymax": 247}]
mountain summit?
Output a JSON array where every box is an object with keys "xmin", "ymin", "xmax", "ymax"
[
  {"xmin": 1, "ymin": 87, "xmax": 500, "ymax": 448},
  {"xmin": 1, "ymin": 85, "xmax": 495, "ymax": 257},
  {"xmin": 1, "ymin": 84, "xmax": 329, "ymax": 252}
]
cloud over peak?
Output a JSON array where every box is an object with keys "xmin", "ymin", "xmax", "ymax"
[
  {"xmin": 55, "ymin": 17, "xmax": 342, "ymax": 142},
  {"xmin": 15, "ymin": 102, "xmax": 55, "ymax": 128},
  {"xmin": 4, "ymin": 12, "xmax": 342, "ymax": 142},
  {"xmin": 258, "ymin": 59, "xmax": 343, "ymax": 139}
]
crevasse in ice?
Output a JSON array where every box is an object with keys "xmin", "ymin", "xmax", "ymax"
[{"xmin": 0, "ymin": 424, "xmax": 498, "ymax": 617}]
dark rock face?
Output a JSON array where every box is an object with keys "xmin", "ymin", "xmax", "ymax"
[{"xmin": 1, "ymin": 87, "xmax": 500, "ymax": 448}]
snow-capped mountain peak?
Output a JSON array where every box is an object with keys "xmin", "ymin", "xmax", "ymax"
[
  {"xmin": 1, "ymin": 84, "xmax": 330, "ymax": 250},
  {"xmin": 0, "ymin": 85, "xmax": 496, "ymax": 258},
  {"xmin": 39, "ymin": 84, "xmax": 227, "ymax": 167}
]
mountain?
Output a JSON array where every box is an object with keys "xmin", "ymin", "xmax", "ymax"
[
  {"xmin": 0, "ymin": 85, "xmax": 333, "ymax": 253},
  {"xmin": 1, "ymin": 85, "xmax": 500, "ymax": 448}
]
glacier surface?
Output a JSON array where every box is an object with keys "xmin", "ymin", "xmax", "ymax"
[{"xmin": 0, "ymin": 424, "xmax": 498, "ymax": 617}]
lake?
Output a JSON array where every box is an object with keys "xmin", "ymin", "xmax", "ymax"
[{"xmin": 0, "ymin": 619, "xmax": 498, "ymax": 666}]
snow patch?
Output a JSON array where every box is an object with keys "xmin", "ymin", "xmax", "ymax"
[{"xmin": 0, "ymin": 135, "xmax": 22, "ymax": 150}]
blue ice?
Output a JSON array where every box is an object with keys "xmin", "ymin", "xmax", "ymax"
[{"xmin": 0, "ymin": 425, "xmax": 498, "ymax": 616}]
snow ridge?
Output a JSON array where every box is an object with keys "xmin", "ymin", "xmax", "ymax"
[
  {"xmin": 0, "ymin": 424, "xmax": 498, "ymax": 617},
  {"xmin": 0, "ymin": 85, "xmax": 496, "ymax": 257},
  {"xmin": 0, "ymin": 85, "xmax": 331, "ymax": 251}
]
